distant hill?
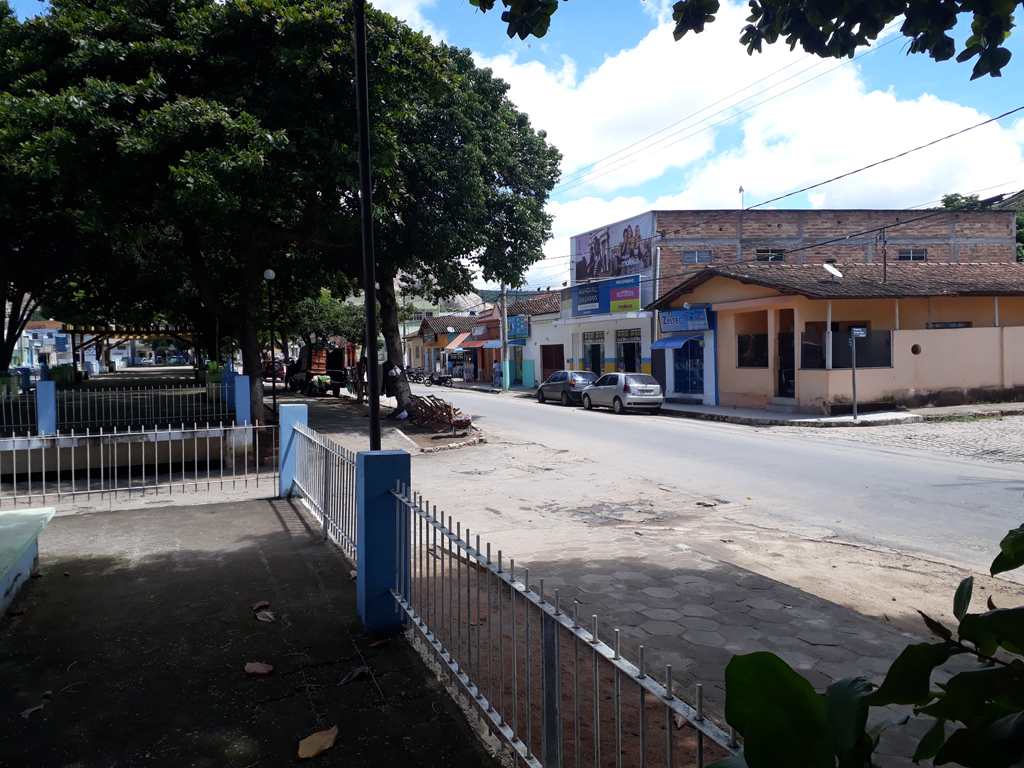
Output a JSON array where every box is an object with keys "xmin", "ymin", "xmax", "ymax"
[{"xmin": 476, "ymin": 288, "xmax": 546, "ymax": 304}]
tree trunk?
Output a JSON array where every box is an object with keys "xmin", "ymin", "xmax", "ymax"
[
  {"xmin": 239, "ymin": 256, "xmax": 267, "ymax": 423},
  {"xmin": 0, "ymin": 286, "xmax": 40, "ymax": 372},
  {"xmin": 377, "ymin": 270, "xmax": 414, "ymax": 414}
]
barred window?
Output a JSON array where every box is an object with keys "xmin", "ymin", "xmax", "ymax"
[
  {"xmin": 898, "ymin": 249, "xmax": 926, "ymax": 261},
  {"xmin": 755, "ymin": 249, "xmax": 785, "ymax": 262},
  {"xmin": 682, "ymin": 250, "xmax": 712, "ymax": 264}
]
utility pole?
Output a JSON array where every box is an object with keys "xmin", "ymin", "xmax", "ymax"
[{"xmin": 500, "ymin": 283, "xmax": 509, "ymax": 391}]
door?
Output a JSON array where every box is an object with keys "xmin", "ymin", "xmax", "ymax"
[
  {"xmin": 777, "ymin": 309, "xmax": 795, "ymax": 397},
  {"xmin": 673, "ymin": 338, "xmax": 704, "ymax": 395},
  {"xmin": 540, "ymin": 344, "xmax": 563, "ymax": 382},
  {"xmin": 512, "ymin": 347, "xmax": 523, "ymax": 386},
  {"xmin": 591, "ymin": 374, "xmax": 614, "ymax": 406},
  {"xmin": 584, "ymin": 343, "xmax": 604, "ymax": 376}
]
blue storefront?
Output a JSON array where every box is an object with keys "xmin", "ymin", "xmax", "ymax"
[{"xmin": 651, "ymin": 307, "xmax": 717, "ymax": 405}]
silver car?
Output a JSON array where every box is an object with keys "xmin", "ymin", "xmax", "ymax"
[
  {"xmin": 581, "ymin": 373, "xmax": 664, "ymax": 414},
  {"xmin": 537, "ymin": 370, "xmax": 599, "ymax": 406}
]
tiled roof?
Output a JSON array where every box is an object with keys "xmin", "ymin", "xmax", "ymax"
[
  {"xmin": 993, "ymin": 189, "xmax": 1024, "ymax": 211},
  {"xmin": 649, "ymin": 262, "xmax": 1024, "ymax": 308},
  {"xmin": 507, "ymin": 291, "xmax": 561, "ymax": 316},
  {"xmin": 421, "ymin": 315, "xmax": 480, "ymax": 334}
]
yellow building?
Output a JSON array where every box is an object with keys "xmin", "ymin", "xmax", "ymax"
[{"xmin": 649, "ymin": 262, "xmax": 1024, "ymax": 414}]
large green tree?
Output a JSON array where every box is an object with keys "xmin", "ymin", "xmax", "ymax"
[{"xmin": 472, "ymin": 0, "xmax": 1019, "ymax": 79}]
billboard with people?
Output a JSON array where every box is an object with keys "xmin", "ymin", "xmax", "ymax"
[{"xmin": 571, "ymin": 211, "xmax": 655, "ymax": 283}]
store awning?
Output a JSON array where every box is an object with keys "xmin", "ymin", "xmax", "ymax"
[
  {"xmin": 509, "ymin": 339, "xmax": 525, "ymax": 346},
  {"xmin": 650, "ymin": 333, "xmax": 704, "ymax": 349},
  {"xmin": 445, "ymin": 333, "xmax": 471, "ymax": 350},
  {"xmin": 461, "ymin": 340, "xmax": 488, "ymax": 348},
  {"xmin": 482, "ymin": 340, "xmax": 502, "ymax": 349}
]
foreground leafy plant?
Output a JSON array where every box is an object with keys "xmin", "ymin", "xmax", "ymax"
[{"xmin": 709, "ymin": 524, "xmax": 1024, "ymax": 767}]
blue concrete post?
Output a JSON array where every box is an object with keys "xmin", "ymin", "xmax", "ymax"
[
  {"xmin": 277, "ymin": 403, "xmax": 306, "ymax": 497},
  {"xmin": 234, "ymin": 375, "xmax": 250, "ymax": 425},
  {"xmin": 357, "ymin": 450, "xmax": 411, "ymax": 632},
  {"xmin": 222, "ymin": 368, "xmax": 236, "ymax": 403},
  {"xmin": 35, "ymin": 381, "xmax": 56, "ymax": 435}
]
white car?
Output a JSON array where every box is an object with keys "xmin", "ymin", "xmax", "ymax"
[{"xmin": 581, "ymin": 373, "xmax": 664, "ymax": 414}]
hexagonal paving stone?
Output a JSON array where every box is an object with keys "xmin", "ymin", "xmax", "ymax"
[
  {"xmin": 641, "ymin": 620, "xmax": 688, "ymax": 637},
  {"xmin": 718, "ymin": 625, "xmax": 762, "ymax": 641},
  {"xmin": 681, "ymin": 629, "xmax": 727, "ymax": 646},
  {"xmin": 680, "ymin": 604, "xmax": 717, "ymax": 618},
  {"xmin": 611, "ymin": 571, "xmax": 649, "ymax": 582},
  {"xmin": 640, "ymin": 607, "xmax": 684, "ymax": 622},
  {"xmin": 641, "ymin": 586, "xmax": 679, "ymax": 599},
  {"xmin": 745, "ymin": 597, "xmax": 784, "ymax": 611},
  {"xmin": 771, "ymin": 649, "xmax": 817, "ymax": 670},
  {"xmin": 677, "ymin": 617, "xmax": 721, "ymax": 633},
  {"xmin": 723, "ymin": 638, "xmax": 772, "ymax": 655},
  {"xmin": 797, "ymin": 630, "xmax": 842, "ymax": 646},
  {"xmin": 579, "ymin": 573, "xmax": 615, "ymax": 584},
  {"xmin": 755, "ymin": 621, "xmax": 801, "ymax": 637},
  {"xmin": 715, "ymin": 611, "xmax": 758, "ymax": 627}
]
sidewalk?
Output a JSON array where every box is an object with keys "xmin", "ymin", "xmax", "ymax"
[{"xmin": 0, "ymin": 499, "xmax": 498, "ymax": 768}]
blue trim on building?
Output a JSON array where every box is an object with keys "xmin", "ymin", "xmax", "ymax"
[{"xmin": 713, "ymin": 315, "xmax": 720, "ymax": 406}]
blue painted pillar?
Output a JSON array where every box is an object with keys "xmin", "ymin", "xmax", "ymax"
[
  {"xmin": 277, "ymin": 403, "xmax": 306, "ymax": 497},
  {"xmin": 222, "ymin": 368, "xmax": 236, "ymax": 403},
  {"xmin": 357, "ymin": 450, "xmax": 411, "ymax": 632},
  {"xmin": 234, "ymin": 375, "xmax": 250, "ymax": 425},
  {"xmin": 36, "ymin": 381, "xmax": 56, "ymax": 435}
]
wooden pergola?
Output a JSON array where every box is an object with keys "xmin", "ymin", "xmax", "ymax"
[{"xmin": 60, "ymin": 324, "xmax": 200, "ymax": 371}]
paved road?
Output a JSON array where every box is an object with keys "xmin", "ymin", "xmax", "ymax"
[{"xmin": 415, "ymin": 386, "xmax": 1024, "ymax": 574}]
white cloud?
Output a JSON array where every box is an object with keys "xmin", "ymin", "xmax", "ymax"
[
  {"xmin": 372, "ymin": 0, "xmax": 446, "ymax": 42},
  {"xmin": 468, "ymin": 0, "xmax": 1023, "ymax": 290}
]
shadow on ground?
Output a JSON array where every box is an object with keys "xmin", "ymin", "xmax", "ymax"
[{"xmin": 0, "ymin": 499, "xmax": 498, "ymax": 768}]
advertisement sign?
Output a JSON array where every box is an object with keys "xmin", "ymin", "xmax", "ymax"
[
  {"xmin": 571, "ymin": 212, "xmax": 655, "ymax": 282},
  {"xmin": 507, "ymin": 315, "xmax": 530, "ymax": 340},
  {"xmin": 659, "ymin": 308, "xmax": 709, "ymax": 333},
  {"xmin": 582, "ymin": 331, "xmax": 604, "ymax": 344},
  {"xmin": 423, "ymin": 330, "xmax": 436, "ymax": 344},
  {"xmin": 571, "ymin": 275, "xmax": 641, "ymax": 317},
  {"xmin": 616, "ymin": 328, "xmax": 642, "ymax": 344},
  {"xmin": 55, "ymin": 334, "xmax": 68, "ymax": 352}
]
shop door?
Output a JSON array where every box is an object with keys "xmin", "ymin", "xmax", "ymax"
[
  {"xmin": 584, "ymin": 343, "xmax": 604, "ymax": 376},
  {"xmin": 512, "ymin": 347, "xmax": 523, "ymax": 385},
  {"xmin": 777, "ymin": 308, "xmax": 795, "ymax": 397},
  {"xmin": 673, "ymin": 338, "xmax": 704, "ymax": 395},
  {"xmin": 617, "ymin": 341, "xmax": 640, "ymax": 372},
  {"xmin": 540, "ymin": 344, "xmax": 563, "ymax": 381}
]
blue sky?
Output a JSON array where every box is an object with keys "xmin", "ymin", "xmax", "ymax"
[{"xmin": 10, "ymin": 0, "xmax": 1024, "ymax": 288}]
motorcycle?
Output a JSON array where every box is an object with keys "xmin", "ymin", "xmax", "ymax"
[
  {"xmin": 404, "ymin": 366, "xmax": 425, "ymax": 384},
  {"xmin": 423, "ymin": 372, "xmax": 454, "ymax": 388}
]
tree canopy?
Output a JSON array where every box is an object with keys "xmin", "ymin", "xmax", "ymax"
[{"xmin": 471, "ymin": 0, "xmax": 1019, "ymax": 79}]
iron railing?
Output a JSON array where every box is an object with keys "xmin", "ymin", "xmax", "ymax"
[
  {"xmin": 56, "ymin": 384, "xmax": 235, "ymax": 431},
  {"xmin": 0, "ymin": 395, "xmax": 37, "ymax": 438},
  {"xmin": 0, "ymin": 423, "xmax": 277, "ymax": 507},
  {"xmin": 293, "ymin": 423, "xmax": 358, "ymax": 561},
  {"xmin": 390, "ymin": 484, "xmax": 742, "ymax": 768}
]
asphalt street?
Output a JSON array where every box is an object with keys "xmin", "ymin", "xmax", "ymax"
[{"xmin": 416, "ymin": 385, "xmax": 1024, "ymax": 574}]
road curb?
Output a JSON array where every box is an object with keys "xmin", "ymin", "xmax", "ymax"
[{"xmin": 656, "ymin": 408, "xmax": 923, "ymax": 428}]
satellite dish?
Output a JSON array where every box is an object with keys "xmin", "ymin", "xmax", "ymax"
[
  {"xmin": 823, "ymin": 263, "xmax": 843, "ymax": 278},
  {"xmin": 446, "ymin": 326, "xmax": 455, "ymax": 333}
]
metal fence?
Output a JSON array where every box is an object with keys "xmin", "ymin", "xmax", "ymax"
[
  {"xmin": 390, "ymin": 485, "xmax": 741, "ymax": 768},
  {"xmin": 292, "ymin": 423, "xmax": 358, "ymax": 561},
  {"xmin": 0, "ymin": 423, "xmax": 277, "ymax": 507},
  {"xmin": 56, "ymin": 384, "xmax": 235, "ymax": 431},
  {"xmin": 0, "ymin": 395, "xmax": 37, "ymax": 438}
]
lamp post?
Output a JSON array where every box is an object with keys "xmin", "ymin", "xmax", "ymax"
[{"xmin": 264, "ymin": 269, "xmax": 277, "ymax": 417}]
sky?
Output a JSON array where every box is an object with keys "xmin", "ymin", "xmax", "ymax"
[{"xmin": 9, "ymin": 0, "xmax": 1024, "ymax": 291}]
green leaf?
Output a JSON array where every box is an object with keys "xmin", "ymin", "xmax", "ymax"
[
  {"xmin": 864, "ymin": 642, "xmax": 953, "ymax": 706},
  {"xmin": 825, "ymin": 677, "xmax": 872, "ymax": 767},
  {"xmin": 919, "ymin": 610, "xmax": 953, "ymax": 640},
  {"xmin": 958, "ymin": 608, "xmax": 1024, "ymax": 657},
  {"xmin": 935, "ymin": 712, "xmax": 1024, "ymax": 768},
  {"xmin": 913, "ymin": 717, "xmax": 947, "ymax": 762},
  {"xmin": 954, "ymin": 576, "xmax": 974, "ymax": 621},
  {"xmin": 991, "ymin": 525, "xmax": 1024, "ymax": 575},
  {"xmin": 867, "ymin": 713, "xmax": 909, "ymax": 750},
  {"xmin": 723, "ymin": 653, "xmax": 833, "ymax": 768}
]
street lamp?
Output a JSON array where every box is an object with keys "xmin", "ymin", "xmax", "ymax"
[{"xmin": 264, "ymin": 269, "xmax": 277, "ymax": 418}]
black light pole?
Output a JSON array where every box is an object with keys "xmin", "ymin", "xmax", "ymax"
[
  {"xmin": 264, "ymin": 269, "xmax": 277, "ymax": 417},
  {"xmin": 354, "ymin": 0, "xmax": 381, "ymax": 451}
]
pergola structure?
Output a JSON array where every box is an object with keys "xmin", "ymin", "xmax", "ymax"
[{"xmin": 60, "ymin": 324, "xmax": 200, "ymax": 372}]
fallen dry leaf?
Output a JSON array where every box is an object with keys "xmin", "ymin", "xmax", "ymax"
[
  {"xmin": 349, "ymin": 570, "xmax": 357, "ymax": 581},
  {"xmin": 20, "ymin": 703, "xmax": 45, "ymax": 719},
  {"xmin": 244, "ymin": 662, "xmax": 274, "ymax": 675},
  {"xmin": 337, "ymin": 665, "xmax": 368, "ymax": 686},
  {"xmin": 255, "ymin": 610, "xmax": 276, "ymax": 623},
  {"xmin": 298, "ymin": 725, "xmax": 338, "ymax": 758},
  {"xmin": 673, "ymin": 714, "xmax": 690, "ymax": 730},
  {"xmin": 251, "ymin": 600, "xmax": 270, "ymax": 611},
  {"xmin": 368, "ymin": 639, "xmax": 390, "ymax": 649}
]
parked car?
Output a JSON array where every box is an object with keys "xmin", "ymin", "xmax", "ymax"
[
  {"xmin": 537, "ymin": 370, "xmax": 599, "ymax": 406},
  {"xmin": 262, "ymin": 360, "xmax": 285, "ymax": 379},
  {"xmin": 581, "ymin": 373, "xmax": 664, "ymax": 414}
]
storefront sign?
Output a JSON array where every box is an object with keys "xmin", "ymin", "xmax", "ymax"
[
  {"xmin": 55, "ymin": 334, "xmax": 68, "ymax": 352},
  {"xmin": 507, "ymin": 315, "xmax": 530, "ymax": 340},
  {"xmin": 423, "ymin": 330, "xmax": 436, "ymax": 344},
  {"xmin": 582, "ymin": 331, "xmax": 605, "ymax": 344},
  {"xmin": 616, "ymin": 328, "xmax": 642, "ymax": 344},
  {"xmin": 571, "ymin": 275, "xmax": 641, "ymax": 317},
  {"xmin": 659, "ymin": 308, "xmax": 709, "ymax": 333},
  {"xmin": 472, "ymin": 325, "xmax": 487, "ymax": 337},
  {"xmin": 571, "ymin": 212, "xmax": 655, "ymax": 282}
]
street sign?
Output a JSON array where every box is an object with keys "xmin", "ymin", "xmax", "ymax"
[{"xmin": 852, "ymin": 327, "xmax": 867, "ymax": 338}]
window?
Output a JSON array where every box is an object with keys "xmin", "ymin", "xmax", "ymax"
[
  {"xmin": 573, "ymin": 372, "xmax": 598, "ymax": 384},
  {"xmin": 595, "ymin": 375, "xmax": 614, "ymax": 387},
  {"xmin": 682, "ymin": 250, "xmax": 712, "ymax": 264},
  {"xmin": 551, "ymin": 371, "xmax": 568, "ymax": 382},
  {"xmin": 737, "ymin": 335, "xmax": 770, "ymax": 367},
  {"xmin": 411, "ymin": 312, "xmax": 425, "ymax": 322},
  {"xmin": 898, "ymin": 249, "xmax": 926, "ymax": 261},
  {"xmin": 755, "ymin": 249, "xmax": 786, "ymax": 262},
  {"xmin": 927, "ymin": 321, "xmax": 972, "ymax": 329}
]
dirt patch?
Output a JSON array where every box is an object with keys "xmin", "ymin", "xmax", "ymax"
[{"xmin": 397, "ymin": 424, "xmax": 484, "ymax": 452}]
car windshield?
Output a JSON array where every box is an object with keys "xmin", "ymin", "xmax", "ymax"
[{"xmin": 626, "ymin": 374, "xmax": 658, "ymax": 386}]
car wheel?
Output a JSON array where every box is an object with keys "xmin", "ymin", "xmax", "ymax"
[
  {"xmin": 537, "ymin": 390, "xmax": 546, "ymax": 404},
  {"xmin": 583, "ymin": 394, "xmax": 593, "ymax": 410},
  {"xmin": 560, "ymin": 391, "xmax": 570, "ymax": 406},
  {"xmin": 613, "ymin": 397, "xmax": 625, "ymax": 414}
]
